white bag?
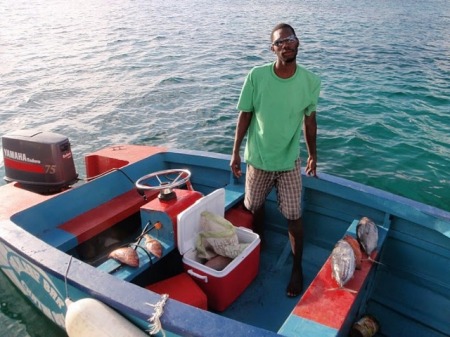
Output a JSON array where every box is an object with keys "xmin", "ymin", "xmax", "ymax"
[{"xmin": 196, "ymin": 211, "xmax": 248, "ymax": 260}]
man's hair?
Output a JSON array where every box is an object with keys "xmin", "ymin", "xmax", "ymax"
[{"xmin": 271, "ymin": 23, "xmax": 296, "ymax": 41}]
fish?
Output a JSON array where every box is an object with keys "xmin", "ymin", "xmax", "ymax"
[
  {"xmin": 144, "ymin": 234, "xmax": 163, "ymax": 258},
  {"xmin": 204, "ymin": 255, "xmax": 233, "ymax": 271},
  {"xmin": 343, "ymin": 235, "xmax": 363, "ymax": 270},
  {"xmin": 356, "ymin": 217, "xmax": 378, "ymax": 256},
  {"xmin": 108, "ymin": 247, "xmax": 139, "ymax": 267},
  {"xmin": 331, "ymin": 239, "xmax": 356, "ymax": 290}
]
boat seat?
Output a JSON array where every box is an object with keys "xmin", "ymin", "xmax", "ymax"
[
  {"xmin": 146, "ymin": 272, "xmax": 208, "ymax": 310},
  {"xmin": 39, "ymin": 228, "xmax": 80, "ymax": 252},
  {"xmin": 40, "ymin": 182, "xmax": 243, "ymax": 254},
  {"xmin": 40, "ymin": 189, "xmax": 157, "ymax": 251},
  {"xmin": 224, "ymin": 203, "xmax": 253, "ymax": 230},
  {"xmin": 279, "ymin": 219, "xmax": 388, "ymax": 337},
  {"xmin": 224, "ymin": 183, "xmax": 245, "ymax": 210},
  {"xmin": 96, "ymin": 238, "xmax": 174, "ymax": 281}
]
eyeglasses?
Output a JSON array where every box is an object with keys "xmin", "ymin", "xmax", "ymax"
[{"xmin": 272, "ymin": 34, "xmax": 298, "ymax": 47}]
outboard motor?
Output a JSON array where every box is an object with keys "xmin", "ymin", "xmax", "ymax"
[{"xmin": 2, "ymin": 130, "xmax": 78, "ymax": 194}]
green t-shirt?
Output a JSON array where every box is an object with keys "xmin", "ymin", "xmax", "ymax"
[{"xmin": 237, "ymin": 62, "xmax": 321, "ymax": 171}]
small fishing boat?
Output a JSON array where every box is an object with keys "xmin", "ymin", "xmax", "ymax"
[{"xmin": 0, "ymin": 130, "xmax": 449, "ymax": 337}]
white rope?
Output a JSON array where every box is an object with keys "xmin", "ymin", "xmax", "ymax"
[{"xmin": 146, "ymin": 293, "xmax": 169, "ymax": 336}]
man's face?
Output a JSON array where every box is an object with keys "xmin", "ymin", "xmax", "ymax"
[{"xmin": 271, "ymin": 28, "xmax": 299, "ymax": 63}]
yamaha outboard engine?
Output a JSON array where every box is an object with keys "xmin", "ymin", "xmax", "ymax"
[{"xmin": 2, "ymin": 130, "xmax": 78, "ymax": 194}]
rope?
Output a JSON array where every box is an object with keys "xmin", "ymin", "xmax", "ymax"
[
  {"xmin": 64, "ymin": 255, "xmax": 73, "ymax": 300},
  {"xmin": 146, "ymin": 293, "xmax": 169, "ymax": 336}
]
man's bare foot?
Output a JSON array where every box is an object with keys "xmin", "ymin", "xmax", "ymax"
[{"xmin": 286, "ymin": 268, "xmax": 303, "ymax": 297}]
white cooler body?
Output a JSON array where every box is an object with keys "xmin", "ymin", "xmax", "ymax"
[{"xmin": 177, "ymin": 189, "xmax": 260, "ymax": 311}]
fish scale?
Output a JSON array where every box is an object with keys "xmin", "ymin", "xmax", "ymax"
[
  {"xmin": 331, "ymin": 239, "xmax": 356, "ymax": 288},
  {"xmin": 144, "ymin": 234, "xmax": 163, "ymax": 258},
  {"xmin": 108, "ymin": 247, "xmax": 139, "ymax": 267},
  {"xmin": 356, "ymin": 217, "xmax": 379, "ymax": 256},
  {"xmin": 343, "ymin": 235, "xmax": 362, "ymax": 270}
]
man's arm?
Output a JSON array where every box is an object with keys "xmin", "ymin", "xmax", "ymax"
[
  {"xmin": 230, "ymin": 111, "xmax": 252, "ymax": 178},
  {"xmin": 303, "ymin": 111, "xmax": 317, "ymax": 177}
]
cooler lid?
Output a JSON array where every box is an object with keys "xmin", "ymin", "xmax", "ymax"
[{"xmin": 177, "ymin": 188, "xmax": 225, "ymax": 255}]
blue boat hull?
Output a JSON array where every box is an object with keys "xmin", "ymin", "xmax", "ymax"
[{"xmin": 1, "ymin": 145, "xmax": 449, "ymax": 337}]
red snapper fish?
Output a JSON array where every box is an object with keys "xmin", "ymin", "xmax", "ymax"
[
  {"xmin": 331, "ymin": 239, "xmax": 356, "ymax": 292},
  {"xmin": 356, "ymin": 217, "xmax": 379, "ymax": 256},
  {"xmin": 108, "ymin": 247, "xmax": 139, "ymax": 267},
  {"xmin": 144, "ymin": 234, "xmax": 163, "ymax": 258}
]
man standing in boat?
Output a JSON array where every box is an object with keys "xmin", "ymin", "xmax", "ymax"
[{"xmin": 230, "ymin": 23, "xmax": 320, "ymax": 297}]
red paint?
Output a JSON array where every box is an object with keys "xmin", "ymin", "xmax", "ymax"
[
  {"xmin": 85, "ymin": 145, "xmax": 167, "ymax": 178},
  {"xmin": 0, "ymin": 145, "xmax": 167, "ymax": 221},
  {"xmin": 293, "ymin": 251, "xmax": 379, "ymax": 329},
  {"xmin": 225, "ymin": 203, "xmax": 254, "ymax": 230},
  {"xmin": 182, "ymin": 230, "xmax": 260, "ymax": 312},
  {"xmin": 141, "ymin": 189, "xmax": 203, "ymax": 243},
  {"xmin": 0, "ymin": 182, "xmax": 52, "ymax": 221},
  {"xmin": 146, "ymin": 273, "xmax": 208, "ymax": 310},
  {"xmin": 4, "ymin": 157, "xmax": 45, "ymax": 173},
  {"xmin": 60, "ymin": 189, "xmax": 157, "ymax": 243}
]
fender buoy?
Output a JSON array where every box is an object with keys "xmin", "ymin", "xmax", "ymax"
[{"xmin": 65, "ymin": 298, "xmax": 149, "ymax": 337}]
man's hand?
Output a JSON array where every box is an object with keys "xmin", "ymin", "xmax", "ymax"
[
  {"xmin": 304, "ymin": 112, "xmax": 317, "ymax": 177},
  {"xmin": 305, "ymin": 155, "xmax": 317, "ymax": 177},
  {"xmin": 230, "ymin": 154, "xmax": 242, "ymax": 178}
]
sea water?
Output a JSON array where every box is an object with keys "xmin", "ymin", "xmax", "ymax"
[{"xmin": 0, "ymin": 0, "xmax": 449, "ymax": 335}]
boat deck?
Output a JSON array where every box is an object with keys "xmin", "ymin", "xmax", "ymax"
[
  {"xmin": 3, "ymin": 145, "xmax": 448, "ymax": 337},
  {"xmin": 222, "ymin": 228, "xmax": 329, "ymax": 332}
]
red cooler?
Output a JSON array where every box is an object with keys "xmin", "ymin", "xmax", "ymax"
[{"xmin": 177, "ymin": 189, "xmax": 260, "ymax": 312}]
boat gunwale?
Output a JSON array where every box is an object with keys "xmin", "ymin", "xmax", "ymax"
[
  {"xmin": 1, "ymin": 146, "xmax": 449, "ymax": 336},
  {"xmin": 0, "ymin": 217, "xmax": 280, "ymax": 336}
]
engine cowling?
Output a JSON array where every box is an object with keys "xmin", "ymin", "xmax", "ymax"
[{"xmin": 2, "ymin": 130, "xmax": 78, "ymax": 194}]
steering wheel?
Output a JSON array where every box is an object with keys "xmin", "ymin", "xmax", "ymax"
[{"xmin": 135, "ymin": 169, "xmax": 192, "ymax": 191}]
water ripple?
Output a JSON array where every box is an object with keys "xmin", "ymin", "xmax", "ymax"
[
  {"xmin": 0, "ymin": 0, "xmax": 449, "ymax": 335},
  {"xmin": 0, "ymin": 0, "xmax": 449, "ymax": 213}
]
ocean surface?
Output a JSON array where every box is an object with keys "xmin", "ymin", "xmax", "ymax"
[{"xmin": 0, "ymin": 0, "xmax": 449, "ymax": 335}]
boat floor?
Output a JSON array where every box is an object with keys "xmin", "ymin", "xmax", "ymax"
[
  {"xmin": 221, "ymin": 228, "xmax": 330, "ymax": 332},
  {"xmin": 73, "ymin": 214, "xmax": 332, "ymax": 332}
]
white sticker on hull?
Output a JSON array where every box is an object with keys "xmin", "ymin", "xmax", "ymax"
[{"xmin": 0, "ymin": 243, "xmax": 66, "ymax": 328}]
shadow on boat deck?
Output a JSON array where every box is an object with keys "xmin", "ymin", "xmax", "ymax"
[{"xmin": 221, "ymin": 229, "xmax": 330, "ymax": 332}]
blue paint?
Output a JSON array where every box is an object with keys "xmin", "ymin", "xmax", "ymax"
[
  {"xmin": 279, "ymin": 315, "xmax": 338, "ymax": 337},
  {"xmin": 1, "ymin": 147, "xmax": 449, "ymax": 337},
  {"xmin": 39, "ymin": 228, "xmax": 77, "ymax": 251},
  {"xmin": 224, "ymin": 184, "xmax": 245, "ymax": 210},
  {"xmin": 10, "ymin": 172, "xmax": 137, "ymax": 234},
  {"xmin": 97, "ymin": 210, "xmax": 176, "ymax": 281}
]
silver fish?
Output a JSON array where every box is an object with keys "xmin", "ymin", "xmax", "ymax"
[
  {"xmin": 331, "ymin": 239, "xmax": 356, "ymax": 288},
  {"xmin": 356, "ymin": 217, "xmax": 378, "ymax": 256}
]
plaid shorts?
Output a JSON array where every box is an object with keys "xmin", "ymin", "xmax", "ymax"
[{"xmin": 244, "ymin": 158, "xmax": 302, "ymax": 220}]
